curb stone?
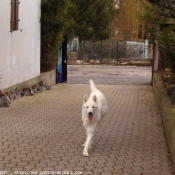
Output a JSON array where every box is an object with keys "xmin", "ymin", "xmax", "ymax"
[{"xmin": 153, "ymin": 72, "xmax": 175, "ymax": 166}]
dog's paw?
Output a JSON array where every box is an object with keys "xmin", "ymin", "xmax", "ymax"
[{"xmin": 83, "ymin": 150, "xmax": 89, "ymax": 157}]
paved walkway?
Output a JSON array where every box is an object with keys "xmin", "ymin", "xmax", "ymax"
[{"xmin": 0, "ymin": 66, "xmax": 174, "ymax": 175}]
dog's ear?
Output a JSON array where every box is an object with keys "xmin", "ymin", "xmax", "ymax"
[
  {"xmin": 93, "ymin": 95, "xmax": 98, "ymax": 104},
  {"xmin": 83, "ymin": 95, "xmax": 88, "ymax": 103}
]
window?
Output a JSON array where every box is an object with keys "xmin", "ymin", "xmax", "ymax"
[{"xmin": 10, "ymin": 0, "xmax": 20, "ymax": 32}]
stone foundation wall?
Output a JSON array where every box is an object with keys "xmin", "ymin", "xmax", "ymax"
[
  {"xmin": 153, "ymin": 72, "xmax": 175, "ymax": 166},
  {"xmin": 3, "ymin": 70, "xmax": 56, "ymax": 92}
]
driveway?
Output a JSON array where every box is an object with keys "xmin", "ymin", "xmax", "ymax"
[
  {"xmin": 67, "ymin": 65, "xmax": 152, "ymax": 85},
  {"xmin": 0, "ymin": 65, "xmax": 173, "ymax": 175}
]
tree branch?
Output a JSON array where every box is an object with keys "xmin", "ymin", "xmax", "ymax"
[{"xmin": 147, "ymin": 0, "xmax": 175, "ymax": 18}]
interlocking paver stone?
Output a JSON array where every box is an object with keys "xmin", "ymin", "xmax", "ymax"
[{"xmin": 0, "ymin": 65, "xmax": 174, "ymax": 175}]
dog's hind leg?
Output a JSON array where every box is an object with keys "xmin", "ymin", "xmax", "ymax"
[
  {"xmin": 83, "ymin": 133, "xmax": 93, "ymax": 156},
  {"xmin": 95, "ymin": 124, "xmax": 99, "ymax": 133},
  {"xmin": 82, "ymin": 142, "xmax": 86, "ymax": 148},
  {"xmin": 82, "ymin": 132, "xmax": 88, "ymax": 147}
]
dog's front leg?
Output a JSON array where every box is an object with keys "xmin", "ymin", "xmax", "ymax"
[{"xmin": 83, "ymin": 133, "xmax": 93, "ymax": 156}]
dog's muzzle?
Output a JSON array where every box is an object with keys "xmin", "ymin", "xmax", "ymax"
[{"xmin": 88, "ymin": 112, "xmax": 93, "ymax": 121}]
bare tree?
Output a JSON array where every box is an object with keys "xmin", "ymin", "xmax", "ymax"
[{"xmin": 115, "ymin": 0, "xmax": 145, "ymax": 40}]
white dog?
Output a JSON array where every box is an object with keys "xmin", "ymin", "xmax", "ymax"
[{"xmin": 82, "ymin": 79, "xmax": 107, "ymax": 156}]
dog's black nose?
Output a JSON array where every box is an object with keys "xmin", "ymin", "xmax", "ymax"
[{"xmin": 88, "ymin": 112, "xmax": 93, "ymax": 116}]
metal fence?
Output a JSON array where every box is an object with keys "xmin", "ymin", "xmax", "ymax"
[{"xmin": 68, "ymin": 40, "xmax": 149, "ymax": 64}]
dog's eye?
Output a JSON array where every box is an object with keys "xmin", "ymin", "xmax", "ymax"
[
  {"xmin": 92, "ymin": 106, "xmax": 94, "ymax": 108},
  {"xmin": 87, "ymin": 106, "xmax": 89, "ymax": 108}
]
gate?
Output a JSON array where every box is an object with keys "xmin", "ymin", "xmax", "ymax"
[{"xmin": 68, "ymin": 40, "xmax": 149, "ymax": 64}]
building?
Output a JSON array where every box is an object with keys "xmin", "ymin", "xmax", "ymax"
[{"xmin": 0, "ymin": 0, "xmax": 41, "ymax": 89}]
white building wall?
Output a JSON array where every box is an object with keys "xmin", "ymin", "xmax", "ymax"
[
  {"xmin": 126, "ymin": 40, "xmax": 149, "ymax": 59},
  {"xmin": 0, "ymin": 0, "xmax": 41, "ymax": 89}
]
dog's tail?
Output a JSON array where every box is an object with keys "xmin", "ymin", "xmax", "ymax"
[{"xmin": 89, "ymin": 79, "xmax": 98, "ymax": 92}]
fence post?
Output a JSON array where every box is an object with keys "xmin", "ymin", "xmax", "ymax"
[{"xmin": 100, "ymin": 41, "xmax": 103, "ymax": 63}]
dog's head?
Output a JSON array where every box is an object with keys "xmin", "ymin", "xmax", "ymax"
[{"xmin": 83, "ymin": 94, "xmax": 98, "ymax": 121}]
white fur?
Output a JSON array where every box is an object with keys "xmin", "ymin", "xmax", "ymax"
[{"xmin": 82, "ymin": 79, "xmax": 107, "ymax": 156}]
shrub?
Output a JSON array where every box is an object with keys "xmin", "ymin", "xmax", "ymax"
[{"xmin": 158, "ymin": 26, "xmax": 175, "ymax": 70}]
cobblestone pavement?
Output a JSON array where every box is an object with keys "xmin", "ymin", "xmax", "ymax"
[{"xmin": 0, "ymin": 66, "xmax": 174, "ymax": 175}]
